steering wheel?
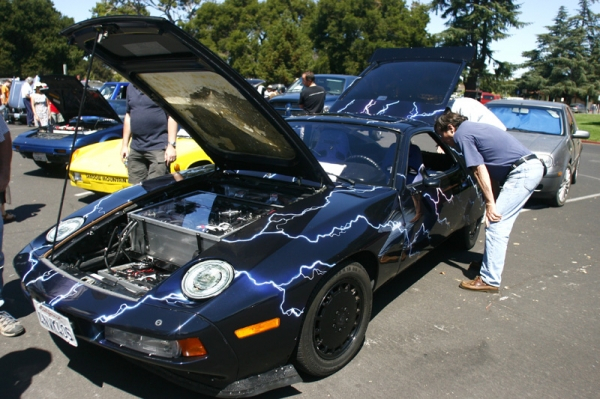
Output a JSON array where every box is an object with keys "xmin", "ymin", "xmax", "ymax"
[{"xmin": 346, "ymin": 155, "xmax": 382, "ymax": 172}]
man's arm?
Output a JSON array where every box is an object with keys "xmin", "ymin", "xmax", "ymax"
[
  {"xmin": 472, "ymin": 164, "xmax": 502, "ymax": 225},
  {"xmin": 121, "ymin": 112, "xmax": 131, "ymax": 161},
  {"xmin": 165, "ymin": 116, "xmax": 177, "ymax": 165}
]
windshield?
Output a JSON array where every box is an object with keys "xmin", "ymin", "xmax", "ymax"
[
  {"xmin": 287, "ymin": 120, "xmax": 399, "ymax": 186},
  {"xmin": 487, "ymin": 106, "xmax": 563, "ymax": 135},
  {"xmin": 99, "ymin": 83, "xmax": 116, "ymax": 99},
  {"xmin": 286, "ymin": 76, "xmax": 351, "ymax": 95}
]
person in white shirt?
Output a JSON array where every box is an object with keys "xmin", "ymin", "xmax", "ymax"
[
  {"xmin": 448, "ymin": 97, "xmax": 506, "ymax": 131},
  {"xmin": 20, "ymin": 77, "xmax": 34, "ymax": 127}
]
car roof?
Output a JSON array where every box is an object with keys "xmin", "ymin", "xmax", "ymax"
[{"xmin": 487, "ymin": 99, "xmax": 567, "ymax": 109}]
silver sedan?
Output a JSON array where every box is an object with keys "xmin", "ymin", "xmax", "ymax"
[{"xmin": 487, "ymin": 99, "xmax": 590, "ymax": 206}]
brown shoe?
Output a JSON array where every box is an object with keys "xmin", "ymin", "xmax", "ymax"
[{"xmin": 459, "ymin": 276, "xmax": 499, "ymax": 293}]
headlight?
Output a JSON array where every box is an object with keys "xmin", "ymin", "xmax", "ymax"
[
  {"xmin": 536, "ymin": 154, "xmax": 554, "ymax": 169},
  {"xmin": 46, "ymin": 217, "xmax": 85, "ymax": 242},
  {"xmin": 181, "ymin": 260, "xmax": 234, "ymax": 299}
]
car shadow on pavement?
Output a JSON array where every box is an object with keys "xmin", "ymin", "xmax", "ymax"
[
  {"xmin": 371, "ymin": 240, "xmax": 482, "ymax": 319},
  {"xmin": 23, "ymin": 167, "xmax": 67, "ymax": 179},
  {"xmin": 0, "ymin": 348, "xmax": 52, "ymax": 399},
  {"xmin": 1, "ymin": 280, "xmax": 35, "ymax": 319},
  {"xmin": 4, "ymin": 203, "xmax": 46, "ymax": 224}
]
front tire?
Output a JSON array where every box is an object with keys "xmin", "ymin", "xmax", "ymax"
[
  {"xmin": 295, "ymin": 262, "xmax": 372, "ymax": 377},
  {"xmin": 571, "ymin": 159, "xmax": 579, "ymax": 184},
  {"xmin": 549, "ymin": 166, "xmax": 571, "ymax": 207}
]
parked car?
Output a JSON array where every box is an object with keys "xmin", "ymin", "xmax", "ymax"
[
  {"xmin": 6, "ymin": 79, "xmax": 27, "ymax": 124},
  {"xmin": 487, "ymin": 99, "xmax": 590, "ymax": 206},
  {"xmin": 269, "ymin": 74, "xmax": 358, "ymax": 115},
  {"xmin": 12, "ymin": 75, "xmax": 124, "ymax": 170},
  {"xmin": 69, "ymin": 131, "xmax": 212, "ymax": 194},
  {"xmin": 15, "ymin": 17, "xmax": 484, "ymax": 398},
  {"xmin": 245, "ymin": 78, "xmax": 265, "ymax": 88},
  {"xmin": 570, "ymin": 103, "xmax": 586, "ymax": 113},
  {"xmin": 98, "ymin": 81, "xmax": 129, "ymax": 100}
]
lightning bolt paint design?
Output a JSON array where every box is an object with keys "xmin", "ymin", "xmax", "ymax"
[
  {"xmin": 49, "ymin": 283, "xmax": 84, "ymax": 306},
  {"xmin": 82, "ymin": 196, "xmax": 109, "ymax": 219},
  {"xmin": 335, "ymin": 100, "xmax": 356, "ymax": 113},
  {"xmin": 93, "ymin": 292, "xmax": 187, "ymax": 323},
  {"xmin": 423, "ymin": 187, "xmax": 454, "ymax": 226},
  {"xmin": 376, "ymin": 101, "xmax": 400, "ymax": 115},
  {"xmin": 360, "ymin": 100, "xmax": 377, "ymax": 115},
  {"xmin": 235, "ymin": 260, "xmax": 335, "ymax": 317}
]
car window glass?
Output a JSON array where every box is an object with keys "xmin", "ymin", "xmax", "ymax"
[
  {"xmin": 565, "ymin": 108, "xmax": 576, "ymax": 134},
  {"xmin": 288, "ymin": 120, "xmax": 398, "ymax": 186},
  {"xmin": 408, "ymin": 132, "xmax": 457, "ymax": 185},
  {"xmin": 140, "ymin": 71, "xmax": 297, "ymax": 160},
  {"xmin": 488, "ymin": 106, "xmax": 563, "ymax": 135},
  {"xmin": 315, "ymin": 78, "xmax": 346, "ymax": 95},
  {"xmin": 100, "ymin": 83, "xmax": 116, "ymax": 99}
]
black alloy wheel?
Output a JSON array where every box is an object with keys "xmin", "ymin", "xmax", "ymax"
[{"xmin": 295, "ymin": 262, "xmax": 372, "ymax": 377}]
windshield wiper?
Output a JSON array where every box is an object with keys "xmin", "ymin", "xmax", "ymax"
[{"xmin": 329, "ymin": 174, "xmax": 355, "ymax": 187}]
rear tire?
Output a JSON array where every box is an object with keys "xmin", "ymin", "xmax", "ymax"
[
  {"xmin": 455, "ymin": 217, "xmax": 482, "ymax": 250},
  {"xmin": 295, "ymin": 262, "xmax": 372, "ymax": 377}
]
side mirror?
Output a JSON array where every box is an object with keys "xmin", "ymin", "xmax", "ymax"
[{"xmin": 573, "ymin": 130, "xmax": 590, "ymax": 139}]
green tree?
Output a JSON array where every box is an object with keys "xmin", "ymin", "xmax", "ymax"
[
  {"xmin": 0, "ymin": 0, "xmax": 82, "ymax": 78},
  {"xmin": 91, "ymin": 0, "xmax": 202, "ymax": 24},
  {"xmin": 430, "ymin": 0, "xmax": 526, "ymax": 93},
  {"xmin": 311, "ymin": 0, "xmax": 432, "ymax": 75},
  {"xmin": 256, "ymin": 0, "xmax": 316, "ymax": 84},
  {"xmin": 519, "ymin": 6, "xmax": 598, "ymax": 103},
  {"xmin": 91, "ymin": 0, "xmax": 150, "ymax": 17},
  {"xmin": 188, "ymin": 0, "xmax": 264, "ymax": 78}
]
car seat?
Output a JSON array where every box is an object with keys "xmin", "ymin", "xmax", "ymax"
[
  {"xmin": 311, "ymin": 129, "xmax": 351, "ymax": 163},
  {"xmin": 383, "ymin": 143, "xmax": 424, "ymax": 185}
]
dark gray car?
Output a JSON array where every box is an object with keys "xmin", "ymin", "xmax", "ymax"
[{"xmin": 487, "ymin": 99, "xmax": 590, "ymax": 206}]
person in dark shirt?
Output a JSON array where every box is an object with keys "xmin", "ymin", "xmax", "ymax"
[
  {"xmin": 435, "ymin": 112, "xmax": 544, "ymax": 293},
  {"xmin": 298, "ymin": 71, "xmax": 325, "ymax": 114},
  {"xmin": 121, "ymin": 85, "xmax": 177, "ymax": 184}
]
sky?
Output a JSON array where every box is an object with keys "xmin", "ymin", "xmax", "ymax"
[{"xmin": 52, "ymin": 0, "xmax": 597, "ymax": 71}]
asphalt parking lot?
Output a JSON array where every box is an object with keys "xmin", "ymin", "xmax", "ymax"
[{"xmin": 1, "ymin": 124, "xmax": 599, "ymax": 399}]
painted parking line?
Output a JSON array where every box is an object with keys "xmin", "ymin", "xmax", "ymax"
[
  {"xmin": 521, "ymin": 192, "xmax": 600, "ymax": 213},
  {"xmin": 579, "ymin": 174, "xmax": 600, "ymax": 181}
]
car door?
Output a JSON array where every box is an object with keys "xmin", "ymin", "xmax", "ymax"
[{"xmin": 396, "ymin": 131, "xmax": 472, "ymax": 271}]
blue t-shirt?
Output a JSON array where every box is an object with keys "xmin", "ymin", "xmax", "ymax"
[
  {"xmin": 454, "ymin": 121, "xmax": 531, "ymax": 182},
  {"xmin": 126, "ymin": 85, "xmax": 169, "ymax": 152}
]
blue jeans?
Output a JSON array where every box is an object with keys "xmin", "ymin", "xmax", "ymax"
[{"xmin": 480, "ymin": 159, "xmax": 544, "ymax": 287}]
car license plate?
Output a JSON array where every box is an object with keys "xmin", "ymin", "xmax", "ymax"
[
  {"xmin": 33, "ymin": 299, "xmax": 78, "ymax": 347},
  {"xmin": 14, "ymin": 113, "xmax": 20, "ymax": 118},
  {"xmin": 33, "ymin": 153, "xmax": 48, "ymax": 162}
]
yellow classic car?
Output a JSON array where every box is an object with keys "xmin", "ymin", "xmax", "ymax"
[{"xmin": 69, "ymin": 135, "xmax": 212, "ymax": 194}]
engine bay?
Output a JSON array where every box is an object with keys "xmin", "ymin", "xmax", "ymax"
[{"xmin": 48, "ymin": 177, "xmax": 308, "ymax": 299}]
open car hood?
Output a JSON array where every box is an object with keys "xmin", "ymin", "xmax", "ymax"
[
  {"xmin": 329, "ymin": 47, "xmax": 474, "ymax": 124},
  {"xmin": 61, "ymin": 17, "xmax": 330, "ymax": 186},
  {"xmin": 40, "ymin": 74, "xmax": 122, "ymax": 122}
]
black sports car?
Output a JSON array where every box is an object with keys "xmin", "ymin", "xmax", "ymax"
[{"xmin": 15, "ymin": 17, "xmax": 484, "ymax": 397}]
